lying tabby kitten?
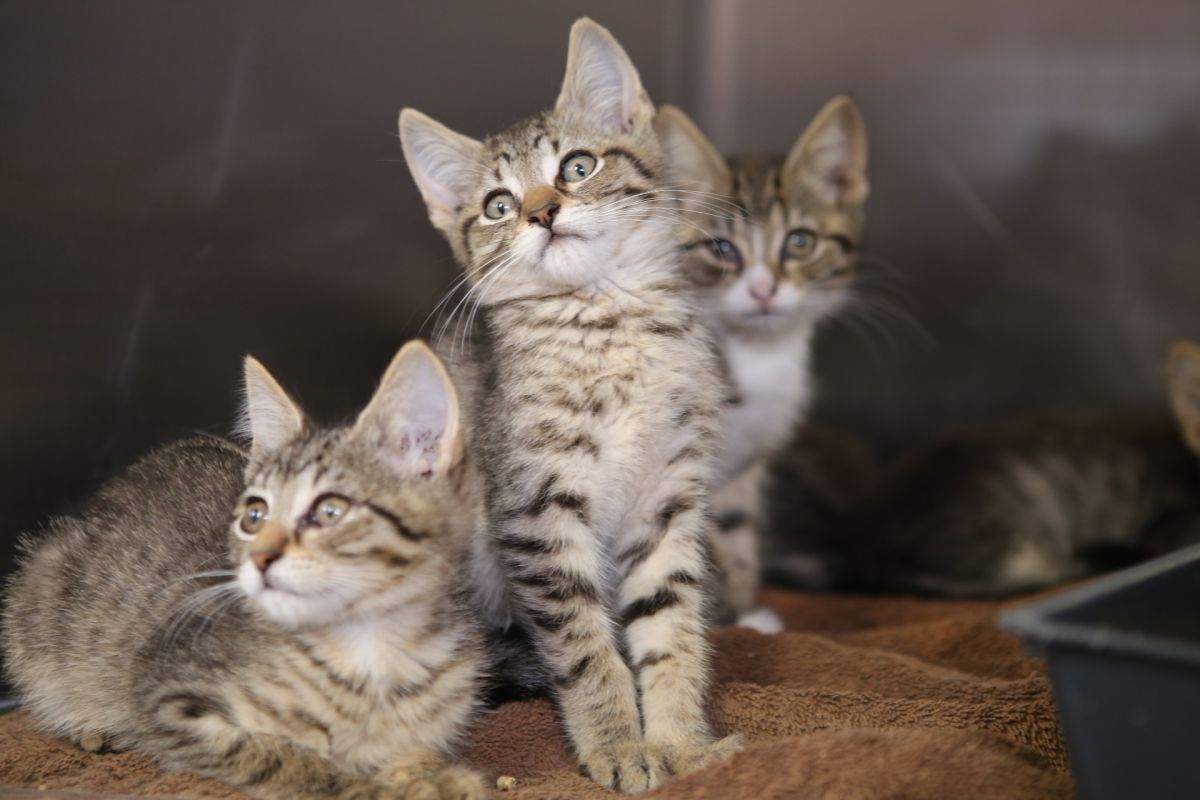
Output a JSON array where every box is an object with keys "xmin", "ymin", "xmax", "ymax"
[
  {"xmin": 846, "ymin": 341, "xmax": 1200, "ymax": 596},
  {"xmin": 399, "ymin": 18, "xmax": 738, "ymax": 794},
  {"xmin": 654, "ymin": 97, "xmax": 868, "ymax": 620},
  {"xmin": 3, "ymin": 343, "xmax": 487, "ymax": 800}
]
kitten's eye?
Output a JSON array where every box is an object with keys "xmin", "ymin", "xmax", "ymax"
[
  {"xmin": 309, "ymin": 494, "xmax": 351, "ymax": 527},
  {"xmin": 483, "ymin": 191, "xmax": 516, "ymax": 220},
  {"xmin": 705, "ymin": 238, "xmax": 742, "ymax": 266},
  {"xmin": 783, "ymin": 228, "xmax": 818, "ymax": 260},
  {"xmin": 559, "ymin": 151, "xmax": 598, "ymax": 184},
  {"xmin": 240, "ymin": 498, "xmax": 269, "ymax": 535}
]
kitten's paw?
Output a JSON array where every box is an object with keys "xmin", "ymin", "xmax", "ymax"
[
  {"xmin": 736, "ymin": 607, "xmax": 784, "ymax": 635},
  {"xmin": 581, "ymin": 740, "xmax": 668, "ymax": 794},
  {"xmin": 662, "ymin": 734, "xmax": 743, "ymax": 776},
  {"xmin": 433, "ymin": 764, "xmax": 488, "ymax": 800},
  {"xmin": 73, "ymin": 731, "xmax": 108, "ymax": 753}
]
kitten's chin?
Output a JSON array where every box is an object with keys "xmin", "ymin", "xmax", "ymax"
[
  {"xmin": 536, "ymin": 233, "xmax": 614, "ymax": 286},
  {"xmin": 238, "ymin": 564, "xmax": 349, "ymax": 630}
]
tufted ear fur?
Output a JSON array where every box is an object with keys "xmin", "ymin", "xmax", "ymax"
[
  {"xmin": 783, "ymin": 95, "xmax": 868, "ymax": 209},
  {"xmin": 399, "ymin": 108, "xmax": 484, "ymax": 236},
  {"xmin": 556, "ymin": 18, "xmax": 654, "ymax": 135},
  {"xmin": 1168, "ymin": 340, "xmax": 1200, "ymax": 455},
  {"xmin": 240, "ymin": 356, "xmax": 308, "ymax": 465},
  {"xmin": 351, "ymin": 341, "xmax": 463, "ymax": 479}
]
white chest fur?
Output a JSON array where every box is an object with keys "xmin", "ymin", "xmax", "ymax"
[{"xmin": 717, "ymin": 328, "xmax": 814, "ymax": 481}]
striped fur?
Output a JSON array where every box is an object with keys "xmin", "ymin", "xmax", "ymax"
[
  {"xmin": 656, "ymin": 98, "xmax": 869, "ymax": 615},
  {"xmin": 3, "ymin": 344, "xmax": 488, "ymax": 800},
  {"xmin": 399, "ymin": 19, "xmax": 739, "ymax": 794}
]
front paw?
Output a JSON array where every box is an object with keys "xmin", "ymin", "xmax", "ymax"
[
  {"xmin": 580, "ymin": 740, "xmax": 669, "ymax": 794},
  {"xmin": 662, "ymin": 734, "xmax": 743, "ymax": 776}
]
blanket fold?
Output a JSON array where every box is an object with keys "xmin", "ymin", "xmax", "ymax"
[{"xmin": 0, "ymin": 589, "xmax": 1073, "ymax": 799}]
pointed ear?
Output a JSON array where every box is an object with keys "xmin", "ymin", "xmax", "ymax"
[
  {"xmin": 1168, "ymin": 340, "xmax": 1200, "ymax": 454},
  {"xmin": 556, "ymin": 18, "xmax": 653, "ymax": 135},
  {"xmin": 351, "ymin": 341, "xmax": 463, "ymax": 479},
  {"xmin": 783, "ymin": 95, "xmax": 868, "ymax": 209},
  {"xmin": 399, "ymin": 108, "xmax": 483, "ymax": 235},
  {"xmin": 240, "ymin": 356, "xmax": 307, "ymax": 461},
  {"xmin": 655, "ymin": 105, "xmax": 730, "ymax": 194}
]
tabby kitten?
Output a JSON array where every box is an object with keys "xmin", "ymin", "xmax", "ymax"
[
  {"xmin": 845, "ymin": 341, "xmax": 1200, "ymax": 597},
  {"xmin": 399, "ymin": 18, "xmax": 738, "ymax": 794},
  {"xmin": 3, "ymin": 343, "xmax": 487, "ymax": 800},
  {"xmin": 654, "ymin": 97, "xmax": 868, "ymax": 619}
]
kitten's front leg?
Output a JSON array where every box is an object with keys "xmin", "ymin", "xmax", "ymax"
[
  {"xmin": 709, "ymin": 464, "xmax": 767, "ymax": 620},
  {"xmin": 493, "ymin": 486, "xmax": 657, "ymax": 793},
  {"xmin": 618, "ymin": 455, "xmax": 742, "ymax": 775}
]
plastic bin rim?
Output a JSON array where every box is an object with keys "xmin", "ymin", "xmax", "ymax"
[{"xmin": 998, "ymin": 543, "xmax": 1200, "ymax": 668}]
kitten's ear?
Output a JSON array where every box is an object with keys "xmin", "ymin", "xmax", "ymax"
[
  {"xmin": 399, "ymin": 108, "xmax": 483, "ymax": 235},
  {"xmin": 240, "ymin": 357, "xmax": 307, "ymax": 460},
  {"xmin": 556, "ymin": 18, "xmax": 653, "ymax": 135},
  {"xmin": 783, "ymin": 95, "xmax": 868, "ymax": 209},
  {"xmin": 655, "ymin": 105, "xmax": 730, "ymax": 193},
  {"xmin": 1167, "ymin": 340, "xmax": 1200, "ymax": 454},
  {"xmin": 352, "ymin": 341, "xmax": 463, "ymax": 479}
]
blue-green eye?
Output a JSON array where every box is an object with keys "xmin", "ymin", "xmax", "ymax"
[
  {"xmin": 484, "ymin": 191, "xmax": 516, "ymax": 220},
  {"xmin": 705, "ymin": 238, "xmax": 741, "ymax": 265},
  {"xmin": 783, "ymin": 228, "xmax": 817, "ymax": 259},
  {"xmin": 240, "ymin": 498, "xmax": 269, "ymax": 534},
  {"xmin": 559, "ymin": 151, "xmax": 598, "ymax": 183},
  {"xmin": 309, "ymin": 494, "xmax": 350, "ymax": 527}
]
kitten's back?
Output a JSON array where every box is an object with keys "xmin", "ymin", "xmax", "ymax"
[
  {"xmin": 846, "ymin": 410, "xmax": 1200, "ymax": 596},
  {"xmin": 3, "ymin": 435, "xmax": 247, "ymax": 744}
]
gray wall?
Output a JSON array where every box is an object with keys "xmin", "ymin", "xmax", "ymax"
[{"xmin": 3, "ymin": 0, "xmax": 1200, "ymax": 576}]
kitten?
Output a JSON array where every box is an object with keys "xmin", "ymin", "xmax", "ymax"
[
  {"xmin": 653, "ymin": 97, "xmax": 868, "ymax": 618},
  {"xmin": 3, "ymin": 343, "xmax": 488, "ymax": 800},
  {"xmin": 398, "ymin": 18, "xmax": 738, "ymax": 794},
  {"xmin": 844, "ymin": 340, "xmax": 1200, "ymax": 597}
]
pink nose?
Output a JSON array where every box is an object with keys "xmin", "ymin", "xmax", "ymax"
[{"xmin": 749, "ymin": 282, "xmax": 776, "ymax": 307}]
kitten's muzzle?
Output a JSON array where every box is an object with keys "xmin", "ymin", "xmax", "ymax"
[
  {"xmin": 525, "ymin": 185, "xmax": 561, "ymax": 230},
  {"xmin": 249, "ymin": 522, "xmax": 288, "ymax": 573}
]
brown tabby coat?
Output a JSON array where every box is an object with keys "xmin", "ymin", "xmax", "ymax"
[
  {"xmin": 3, "ymin": 343, "xmax": 487, "ymax": 800},
  {"xmin": 846, "ymin": 341, "xmax": 1200, "ymax": 596},
  {"xmin": 399, "ymin": 19, "xmax": 739, "ymax": 794}
]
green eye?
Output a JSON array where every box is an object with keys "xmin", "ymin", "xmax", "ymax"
[
  {"xmin": 484, "ymin": 191, "xmax": 516, "ymax": 220},
  {"xmin": 559, "ymin": 151, "xmax": 598, "ymax": 183},
  {"xmin": 241, "ymin": 498, "xmax": 269, "ymax": 534},
  {"xmin": 783, "ymin": 228, "xmax": 818, "ymax": 259},
  {"xmin": 310, "ymin": 495, "xmax": 350, "ymax": 527}
]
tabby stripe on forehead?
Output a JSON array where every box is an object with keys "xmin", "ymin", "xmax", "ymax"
[
  {"xmin": 600, "ymin": 147, "xmax": 654, "ymax": 181},
  {"xmin": 364, "ymin": 502, "xmax": 427, "ymax": 541}
]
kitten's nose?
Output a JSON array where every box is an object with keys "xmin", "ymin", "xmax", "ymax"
[
  {"xmin": 250, "ymin": 547, "xmax": 282, "ymax": 573},
  {"xmin": 249, "ymin": 523, "xmax": 288, "ymax": 573},
  {"xmin": 525, "ymin": 185, "xmax": 561, "ymax": 229},
  {"xmin": 749, "ymin": 279, "xmax": 777, "ymax": 307}
]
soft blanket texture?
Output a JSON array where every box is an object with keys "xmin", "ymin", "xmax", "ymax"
[{"xmin": 0, "ymin": 589, "xmax": 1073, "ymax": 799}]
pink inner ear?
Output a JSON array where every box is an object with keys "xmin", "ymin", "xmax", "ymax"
[{"xmin": 407, "ymin": 427, "xmax": 442, "ymax": 478}]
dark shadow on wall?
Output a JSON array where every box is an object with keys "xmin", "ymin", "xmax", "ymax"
[{"xmin": 810, "ymin": 117, "xmax": 1200, "ymax": 455}]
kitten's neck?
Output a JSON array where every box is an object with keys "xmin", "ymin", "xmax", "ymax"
[{"xmin": 293, "ymin": 596, "xmax": 460, "ymax": 694}]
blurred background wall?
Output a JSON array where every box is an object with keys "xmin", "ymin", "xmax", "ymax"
[{"xmin": 3, "ymin": 0, "xmax": 1200, "ymax": 581}]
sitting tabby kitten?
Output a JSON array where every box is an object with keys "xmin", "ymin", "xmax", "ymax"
[
  {"xmin": 654, "ymin": 97, "xmax": 868, "ymax": 619},
  {"xmin": 399, "ymin": 18, "xmax": 738, "ymax": 794},
  {"xmin": 846, "ymin": 341, "xmax": 1200, "ymax": 597},
  {"xmin": 3, "ymin": 343, "xmax": 487, "ymax": 800}
]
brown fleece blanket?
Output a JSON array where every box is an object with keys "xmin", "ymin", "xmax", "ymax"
[{"xmin": 0, "ymin": 589, "xmax": 1073, "ymax": 799}]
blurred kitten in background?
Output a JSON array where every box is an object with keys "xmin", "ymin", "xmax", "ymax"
[
  {"xmin": 655, "ymin": 96, "xmax": 868, "ymax": 625},
  {"xmin": 844, "ymin": 341, "xmax": 1200, "ymax": 597},
  {"xmin": 3, "ymin": 343, "xmax": 487, "ymax": 800}
]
